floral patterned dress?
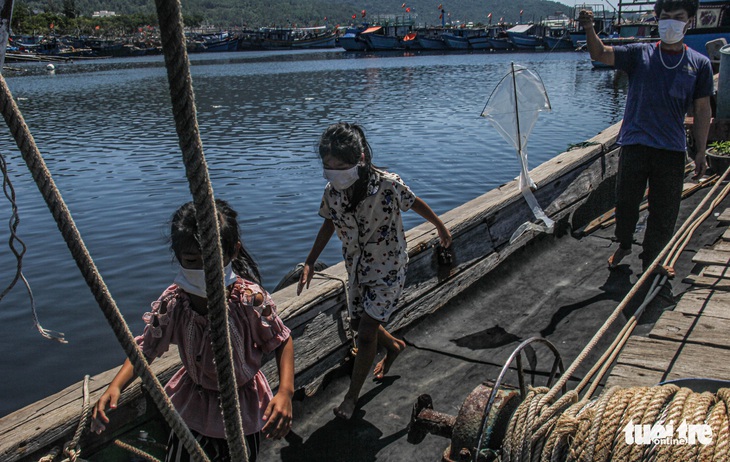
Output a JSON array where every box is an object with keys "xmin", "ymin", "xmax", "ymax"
[
  {"xmin": 319, "ymin": 169, "xmax": 416, "ymax": 322},
  {"xmin": 135, "ymin": 277, "xmax": 291, "ymax": 438}
]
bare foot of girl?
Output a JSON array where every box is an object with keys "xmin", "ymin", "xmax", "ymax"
[
  {"xmin": 373, "ymin": 338, "xmax": 406, "ymax": 380},
  {"xmin": 333, "ymin": 397, "xmax": 357, "ymax": 419},
  {"xmin": 608, "ymin": 247, "xmax": 631, "ymax": 269}
]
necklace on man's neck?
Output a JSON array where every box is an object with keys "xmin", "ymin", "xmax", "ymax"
[{"xmin": 658, "ymin": 43, "xmax": 686, "ymax": 70}]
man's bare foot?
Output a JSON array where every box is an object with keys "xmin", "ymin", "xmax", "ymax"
[
  {"xmin": 373, "ymin": 338, "xmax": 406, "ymax": 380},
  {"xmin": 333, "ymin": 397, "xmax": 357, "ymax": 419},
  {"xmin": 608, "ymin": 247, "xmax": 631, "ymax": 269}
]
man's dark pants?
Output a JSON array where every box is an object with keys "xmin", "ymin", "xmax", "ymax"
[{"xmin": 614, "ymin": 145, "xmax": 686, "ymax": 271}]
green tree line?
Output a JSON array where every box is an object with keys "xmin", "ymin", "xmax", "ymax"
[{"xmin": 11, "ymin": 0, "xmax": 574, "ymax": 35}]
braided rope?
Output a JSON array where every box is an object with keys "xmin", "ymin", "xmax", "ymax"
[
  {"xmin": 0, "ymin": 63, "xmax": 210, "ymax": 462},
  {"xmin": 152, "ymin": 0, "xmax": 247, "ymax": 459},
  {"xmin": 60, "ymin": 375, "xmax": 92, "ymax": 462},
  {"xmin": 499, "ymin": 385, "xmax": 730, "ymax": 462}
]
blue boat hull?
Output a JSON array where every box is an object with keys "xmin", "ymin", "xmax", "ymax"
[
  {"xmin": 363, "ymin": 34, "xmax": 401, "ymax": 50},
  {"xmin": 442, "ymin": 34, "xmax": 470, "ymax": 50},
  {"xmin": 508, "ymin": 32, "xmax": 544, "ymax": 49}
]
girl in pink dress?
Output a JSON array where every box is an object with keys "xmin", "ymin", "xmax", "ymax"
[{"xmin": 93, "ymin": 199, "xmax": 294, "ymax": 461}]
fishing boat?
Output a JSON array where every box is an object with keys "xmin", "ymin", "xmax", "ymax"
[
  {"xmin": 486, "ymin": 25, "xmax": 514, "ymax": 50},
  {"xmin": 337, "ymin": 26, "xmax": 368, "ymax": 51},
  {"xmin": 507, "ymin": 24, "xmax": 545, "ymax": 50},
  {"xmin": 360, "ymin": 25, "xmax": 403, "ymax": 51},
  {"xmin": 260, "ymin": 27, "xmax": 337, "ymax": 50},
  {"xmin": 0, "ymin": 117, "xmax": 629, "ymax": 461},
  {"xmin": 441, "ymin": 28, "xmax": 474, "ymax": 50},
  {"xmin": 414, "ymin": 28, "xmax": 448, "ymax": 50}
]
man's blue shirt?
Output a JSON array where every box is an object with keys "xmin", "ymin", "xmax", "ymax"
[{"xmin": 613, "ymin": 42, "xmax": 713, "ymax": 152}]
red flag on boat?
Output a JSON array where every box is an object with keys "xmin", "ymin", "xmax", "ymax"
[
  {"xmin": 362, "ymin": 9, "xmax": 366, "ymax": 17},
  {"xmin": 402, "ymin": 3, "xmax": 406, "ymax": 7},
  {"xmin": 438, "ymin": 4, "xmax": 442, "ymax": 9},
  {"xmin": 520, "ymin": 9, "xmax": 524, "ymax": 15},
  {"xmin": 406, "ymin": 7, "xmax": 411, "ymax": 12},
  {"xmin": 488, "ymin": 13, "xmax": 492, "ymax": 18},
  {"xmin": 352, "ymin": 14, "xmax": 356, "ymax": 19}
]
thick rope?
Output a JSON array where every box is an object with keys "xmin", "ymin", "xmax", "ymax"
[
  {"xmin": 60, "ymin": 375, "xmax": 92, "ymax": 462},
  {"xmin": 153, "ymin": 0, "xmax": 248, "ymax": 460},
  {"xmin": 0, "ymin": 75, "xmax": 209, "ymax": 461},
  {"xmin": 113, "ymin": 438, "xmax": 165, "ymax": 462},
  {"xmin": 500, "ymin": 385, "xmax": 730, "ymax": 462},
  {"xmin": 496, "ymin": 166, "xmax": 730, "ymax": 461}
]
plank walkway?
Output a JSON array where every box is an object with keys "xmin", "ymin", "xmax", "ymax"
[{"xmin": 606, "ymin": 207, "xmax": 730, "ymax": 388}]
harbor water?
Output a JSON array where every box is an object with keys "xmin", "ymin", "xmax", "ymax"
[{"xmin": 0, "ymin": 48, "xmax": 627, "ymax": 417}]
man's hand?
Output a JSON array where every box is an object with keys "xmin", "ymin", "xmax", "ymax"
[{"xmin": 578, "ymin": 10, "xmax": 594, "ymax": 29}]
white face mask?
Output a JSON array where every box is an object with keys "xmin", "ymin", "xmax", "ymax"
[
  {"xmin": 658, "ymin": 19, "xmax": 687, "ymax": 44},
  {"xmin": 174, "ymin": 262, "xmax": 237, "ymax": 298},
  {"xmin": 323, "ymin": 164, "xmax": 360, "ymax": 190}
]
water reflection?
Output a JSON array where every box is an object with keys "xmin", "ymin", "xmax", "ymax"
[{"xmin": 0, "ymin": 49, "xmax": 627, "ymax": 416}]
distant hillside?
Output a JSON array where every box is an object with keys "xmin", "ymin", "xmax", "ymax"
[{"xmin": 21, "ymin": 0, "xmax": 575, "ymax": 28}]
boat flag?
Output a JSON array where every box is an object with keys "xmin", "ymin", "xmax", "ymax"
[
  {"xmin": 362, "ymin": 9, "xmax": 366, "ymax": 17},
  {"xmin": 481, "ymin": 63, "xmax": 554, "ymax": 242},
  {"xmin": 406, "ymin": 7, "xmax": 411, "ymax": 12},
  {"xmin": 438, "ymin": 4, "xmax": 443, "ymax": 9},
  {"xmin": 352, "ymin": 14, "xmax": 356, "ymax": 19},
  {"xmin": 402, "ymin": 3, "xmax": 406, "ymax": 7},
  {"xmin": 488, "ymin": 13, "xmax": 492, "ymax": 18}
]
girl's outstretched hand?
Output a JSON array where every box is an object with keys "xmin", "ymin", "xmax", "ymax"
[
  {"xmin": 262, "ymin": 392, "xmax": 293, "ymax": 439},
  {"xmin": 296, "ymin": 262, "xmax": 314, "ymax": 295},
  {"xmin": 438, "ymin": 226, "xmax": 453, "ymax": 250},
  {"xmin": 91, "ymin": 386, "xmax": 122, "ymax": 434}
]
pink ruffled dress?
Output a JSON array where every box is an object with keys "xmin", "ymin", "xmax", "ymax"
[{"xmin": 135, "ymin": 277, "xmax": 291, "ymax": 438}]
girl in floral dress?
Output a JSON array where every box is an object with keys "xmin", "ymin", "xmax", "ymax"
[
  {"xmin": 93, "ymin": 199, "xmax": 294, "ymax": 461},
  {"xmin": 297, "ymin": 122, "xmax": 452, "ymax": 420}
]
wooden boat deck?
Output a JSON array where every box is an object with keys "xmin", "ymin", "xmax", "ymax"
[{"xmin": 606, "ymin": 208, "xmax": 730, "ymax": 389}]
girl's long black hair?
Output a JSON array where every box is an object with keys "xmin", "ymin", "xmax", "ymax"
[
  {"xmin": 319, "ymin": 122, "xmax": 376, "ymax": 213},
  {"xmin": 170, "ymin": 199, "xmax": 262, "ymax": 285}
]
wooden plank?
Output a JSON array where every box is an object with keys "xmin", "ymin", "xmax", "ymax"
[
  {"xmin": 606, "ymin": 336, "xmax": 730, "ymax": 388},
  {"xmin": 0, "ymin": 351, "xmax": 180, "ymax": 462},
  {"xmin": 692, "ymin": 248, "xmax": 730, "ymax": 266},
  {"xmin": 674, "ymin": 288, "xmax": 730, "ymax": 318},
  {"xmin": 701, "ymin": 265, "xmax": 730, "ymax": 279},
  {"xmin": 683, "ymin": 274, "xmax": 730, "ymax": 290},
  {"xmin": 649, "ymin": 310, "xmax": 730, "ymax": 349},
  {"xmin": 712, "ymin": 240, "xmax": 730, "ymax": 252}
]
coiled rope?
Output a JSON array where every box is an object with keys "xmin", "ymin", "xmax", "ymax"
[{"xmin": 495, "ymin": 165, "xmax": 730, "ymax": 461}]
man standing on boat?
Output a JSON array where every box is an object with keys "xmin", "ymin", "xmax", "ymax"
[{"xmin": 579, "ymin": 0, "xmax": 713, "ymax": 276}]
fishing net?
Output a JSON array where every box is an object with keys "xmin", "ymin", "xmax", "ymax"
[{"xmin": 481, "ymin": 64, "xmax": 554, "ymax": 242}]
